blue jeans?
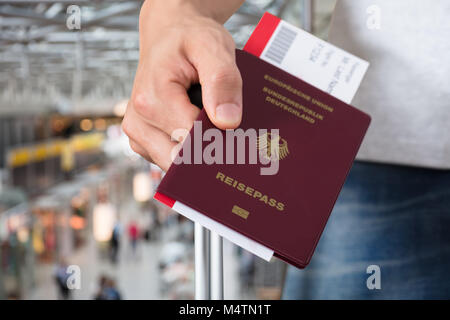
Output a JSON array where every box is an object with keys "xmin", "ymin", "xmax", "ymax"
[{"xmin": 283, "ymin": 161, "xmax": 450, "ymax": 299}]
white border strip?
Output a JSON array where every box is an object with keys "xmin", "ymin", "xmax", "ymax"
[{"xmin": 173, "ymin": 201, "xmax": 274, "ymax": 261}]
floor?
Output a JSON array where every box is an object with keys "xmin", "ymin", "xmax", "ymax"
[{"xmin": 27, "ymin": 226, "xmax": 246, "ymax": 300}]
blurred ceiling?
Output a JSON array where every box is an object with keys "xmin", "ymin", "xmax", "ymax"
[
  {"xmin": 0, "ymin": 0, "xmax": 142, "ymax": 115},
  {"xmin": 0, "ymin": 0, "xmax": 332, "ymax": 116}
]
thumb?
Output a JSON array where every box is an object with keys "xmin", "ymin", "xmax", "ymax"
[{"xmin": 193, "ymin": 49, "xmax": 243, "ymax": 130}]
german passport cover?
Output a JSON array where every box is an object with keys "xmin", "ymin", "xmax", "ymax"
[{"xmin": 155, "ymin": 49, "xmax": 370, "ymax": 268}]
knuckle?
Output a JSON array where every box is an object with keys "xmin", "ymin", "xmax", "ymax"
[
  {"xmin": 132, "ymin": 91, "xmax": 161, "ymax": 123},
  {"xmin": 131, "ymin": 93, "xmax": 150, "ymax": 116}
]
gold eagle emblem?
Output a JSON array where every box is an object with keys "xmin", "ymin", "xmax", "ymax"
[{"xmin": 257, "ymin": 132, "xmax": 289, "ymax": 161}]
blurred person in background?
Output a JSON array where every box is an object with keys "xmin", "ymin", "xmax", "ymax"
[
  {"xmin": 123, "ymin": 0, "xmax": 450, "ymax": 299},
  {"xmin": 110, "ymin": 221, "xmax": 122, "ymax": 264},
  {"xmin": 104, "ymin": 278, "xmax": 122, "ymax": 300},
  {"xmin": 54, "ymin": 258, "xmax": 71, "ymax": 300},
  {"xmin": 93, "ymin": 275, "xmax": 108, "ymax": 300},
  {"xmin": 145, "ymin": 201, "xmax": 162, "ymax": 241},
  {"xmin": 93, "ymin": 275, "xmax": 122, "ymax": 300},
  {"xmin": 139, "ymin": 208, "xmax": 153, "ymax": 242},
  {"xmin": 239, "ymin": 249, "xmax": 255, "ymax": 294},
  {"xmin": 127, "ymin": 220, "xmax": 140, "ymax": 258}
]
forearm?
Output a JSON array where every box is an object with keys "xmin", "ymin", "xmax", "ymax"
[
  {"xmin": 189, "ymin": 0, "xmax": 246, "ymax": 23},
  {"xmin": 140, "ymin": 0, "xmax": 245, "ymax": 24}
]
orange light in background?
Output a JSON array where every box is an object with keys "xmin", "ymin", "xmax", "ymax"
[
  {"xmin": 39, "ymin": 211, "xmax": 55, "ymax": 227},
  {"xmin": 52, "ymin": 119, "xmax": 65, "ymax": 133},
  {"xmin": 80, "ymin": 119, "xmax": 93, "ymax": 131},
  {"xmin": 95, "ymin": 118, "xmax": 107, "ymax": 131},
  {"xmin": 70, "ymin": 216, "xmax": 85, "ymax": 230}
]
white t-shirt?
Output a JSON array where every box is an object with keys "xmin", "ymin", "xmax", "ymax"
[{"xmin": 329, "ymin": 0, "xmax": 450, "ymax": 169}]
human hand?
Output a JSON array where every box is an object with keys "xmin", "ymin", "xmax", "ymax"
[{"xmin": 122, "ymin": 0, "xmax": 244, "ymax": 171}]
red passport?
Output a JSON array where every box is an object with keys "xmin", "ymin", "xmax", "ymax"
[{"xmin": 155, "ymin": 49, "xmax": 370, "ymax": 268}]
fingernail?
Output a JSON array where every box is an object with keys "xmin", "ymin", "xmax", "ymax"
[{"xmin": 215, "ymin": 103, "xmax": 242, "ymax": 127}]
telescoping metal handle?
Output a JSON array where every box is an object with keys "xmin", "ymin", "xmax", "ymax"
[{"xmin": 188, "ymin": 85, "xmax": 224, "ymax": 300}]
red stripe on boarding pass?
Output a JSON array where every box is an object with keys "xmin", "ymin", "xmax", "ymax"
[
  {"xmin": 243, "ymin": 12, "xmax": 280, "ymax": 58},
  {"xmin": 154, "ymin": 192, "xmax": 175, "ymax": 208}
]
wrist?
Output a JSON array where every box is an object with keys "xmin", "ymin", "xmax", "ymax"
[{"xmin": 141, "ymin": 0, "xmax": 243, "ymax": 24}]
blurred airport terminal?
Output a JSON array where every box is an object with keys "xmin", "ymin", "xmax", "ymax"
[{"xmin": 0, "ymin": 0, "xmax": 335, "ymax": 299}]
